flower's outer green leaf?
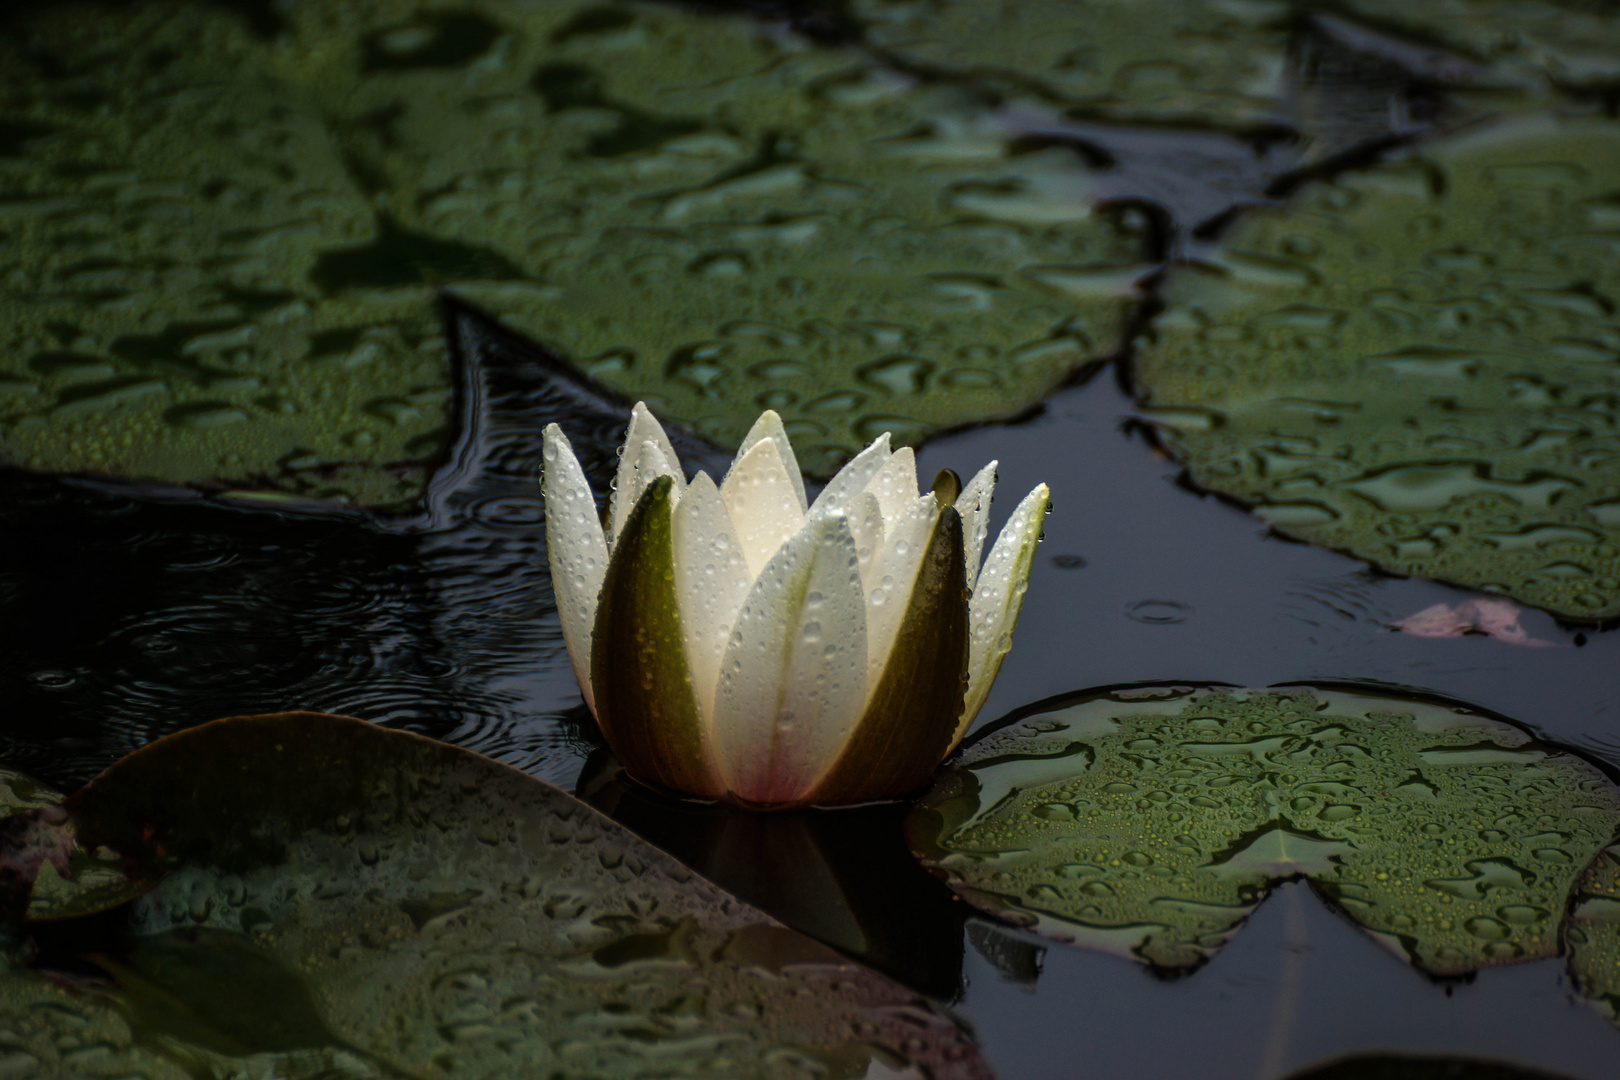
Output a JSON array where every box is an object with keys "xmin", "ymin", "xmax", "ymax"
[
  {"xmin": 1565, "ymin": 844, "xmax": 1620, "ymax": 1029},
  {"xmin": 908, "ymin": 685, "xmax": 1620, "ymax": 975},
  {"xmin": 807, "ymin": 507, "xmax": 969, "ymax": 804},
  {"xmin": 0, "ymin": 3, "xmax": 450, "ymax": 507},
  {"xmin": 54, "ymin": 712, "xmax": 993, "ymax": 1079},
  {"xmin": 849, "ymin": 0, "xmax": 1291, "ymax": 125},
  {"xmin": 1133, "ymin": 113, "xmax": 1620, "ymax": 620},
  {"xmin": 0, "ymin": 966, "xmax": 191, "ymax": 1080},
  {"xmin": 591, "ymin": 477, "xmax": 722, "ymax": 799}
]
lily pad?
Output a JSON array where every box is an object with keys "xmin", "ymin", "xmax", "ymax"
[
  {"xmin": 848, "ymin": 0, "xmax": 1292, "ymax": 125},
  {"xmin": 1133, "ymin": 113, "xmax": 1620, "ymax": 620},
  {"xmin": 0, "ymin": 966, "xmax": 190, "ymax": 1080},
  {"xmin": 0, "ymin": 3, "xmax": 452, "ymax": 506},
  {"xmin": 270, "ymin": 0, "xmax": 1151, "ymax": 474},
  {"xmin": 1564, "ymin": 843, "xmax": 1620, "ymax": 1027},
  {"xmin": 907, "ymin": 685, "xmax": 1620, "ymax": 974},
  {"xmin": 1333, "ymin": 0, "xmax": 1620, "ymax": 92},
  {"xmin": 15, "ymin": 712, "xmax": 991, "ymax": 1079}
]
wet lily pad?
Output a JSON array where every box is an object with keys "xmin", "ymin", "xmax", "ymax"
[
  {"xmin": 0, "ymin": 966, "xmax": 190, "ymax": 1080},
  {"xmin": 848, "ymin": 0, "xmax": 1292, "ymax": 125},
  {"xmin": 907, "ymin": 685, "xmax": 1620, "ymax": 974},
  {"xmin": 1133, "ymin": 113, "xmax": 1620, "ymax": 620},
  {"xmin": 0, "ymin": 3, "xmax": 452, "ymax": 506},
  {"xmin": 13, "ymin": 712, "xmax": 991, "ymax": 1079},
  {"xmin": 1564, "ymin": 843, "xmax": 1620, "ymax": 1028}
]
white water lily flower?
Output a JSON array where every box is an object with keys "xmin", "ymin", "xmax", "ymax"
[{"xmin": 543, "ymin": 403, "xmax": 1049, "ymax": 809}]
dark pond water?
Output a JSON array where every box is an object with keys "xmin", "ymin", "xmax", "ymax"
[{"xmin": 0, "ymin": 0, "xmax": 1617, "ymax": 1077}]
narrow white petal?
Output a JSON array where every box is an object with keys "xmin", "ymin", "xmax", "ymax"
[
  {"xmin": 721, "ymin": 437, "xmax": 806, "ymax": 578},
  {"xmin": 860, "ymin": 446, "xmax": 920, "ymax": 522},
  {"xmin": 863, "ymin": 493, "xmax": 938, "ymax": 691},
  {"xmin": 609, "ymin": 440, "xmax": 682, "ymax": 551},
  {"xmin": 808, "ymin": 433, "xmax": 891, "ymax": 518},
  {"xmin": 846, "ymin": 490, "xmax": 885, "ymax": 577},
  {"xmin": 673, "ymin": 471, "xmax": 753, "ymax": 722},
  {"xmin": 956, "ymin": 460, "xmax": 998, "ymax": 591},
  {"xmin": 729, "ymin": 410, "xmax": 807, "ymax": 512},
  {"xmin": 608, "ymin": 402, "xmax": 685, "ymax": 545},
  {"xmin": 542, "ymin": 424, "xmax": 609, "ymax": 714},
  {"xmin": 959, "ymin": 484, "xmax": 1051, "ymax": 746},
  {"xmin": 711, "ymin": 514, "xmax": 869, "ymax": 805}
]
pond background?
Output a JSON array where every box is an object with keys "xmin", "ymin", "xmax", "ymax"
[{"xmin": 1, "ymin": 0, "xmax": 1618, "ymax": 1077}]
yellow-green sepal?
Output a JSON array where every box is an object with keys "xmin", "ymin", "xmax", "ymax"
[
  {"xmin": 804, "ymin": 507, "xmax": 969, "ymax": 805},
  {"xmin": 590, "ymin": 476, "xmax": 723, "ymax": 799}
]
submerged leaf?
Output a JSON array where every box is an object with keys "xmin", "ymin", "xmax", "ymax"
[
  {"xmin": 907, "ymin": 685, "xmax": 1620, "ymax": 974},
  {"xmin": 1134, "ymin": 113, "xmax": 1620, "ymax": 620},
  {"xmin": 41, "ymin": 712, "xmax": 991, "ymax": 1079}
]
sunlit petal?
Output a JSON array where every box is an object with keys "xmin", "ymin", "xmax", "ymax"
[
  {"xmin": 674, "ymin": 472, "xmax": 755, "ymax": 718},
  {"xmin": 864, "ymin": 493, "xmax": 938, "ymax": 690},
  {"xmin": 808, "ymin": 433, "xmax": 891, "ymax": 518},
  {"xmin": 846, "ymin": 490, "xmax": 886, "ymax": 577},
  {"xmin": 608, "ymin": 402, "xmax": 685, "ymax": 546},
  {"xmin": 542, "ymin": 424, "xmax": 608, "ymax": 714},
  {"xmin": 730, "ymin": 409, "xmax": 807, "ymax": 512},
  {"xmin": 860, "ymin": 446, "xmax": 920, "ymax": 521},
  {"xmin": 721, "ymin": 437, "xmax": 807, "ymax": 578},
  {"xmin": 955, "ymin": 460, "xmax": 997, "ymax": 590},
  {"xmin": 957, "ymin": 484, "xmax": 1051, "ymax": 748},
  {"xmin": 711, "ymin": 514, "xmax": 869, "ymax": 805}
]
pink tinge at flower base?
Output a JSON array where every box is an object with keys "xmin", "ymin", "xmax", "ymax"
[{"xmin": 542, "ymin": 403, "xmax": 1050, "ymax": 809}]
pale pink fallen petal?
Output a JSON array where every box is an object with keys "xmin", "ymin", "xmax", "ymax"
[{"xmin": 1394, "ymin": 599, "xmax": 1561, "ymax": 647}]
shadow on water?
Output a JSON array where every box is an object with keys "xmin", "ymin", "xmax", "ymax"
[{"xmin": 0, "ymin": 298, "xmax": 727, "ymax": 792}]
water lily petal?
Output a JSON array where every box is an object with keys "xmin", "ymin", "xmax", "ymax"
[
  {"xmin": 847, "ymin": 490, "xmax": 886, "ymax": 577},
  {"xmin": 711, "ymin": 513, "xmax": 869, "ymax": 806},
  {"xmin": 730, "ymin": 409, "xmax": 807, "ymax": 512},
  {"xmin": 721, "ymin": 437, "xmax": 807, "ymax": 578},
  {"xmin": 957, "ymin": 483, "xmax": 1051, "ymax": 748},
  {"xmin": 956, "ymin": 460, "xmax": 998, "ymax": 591},
  {"xmin": 865, "ymin": 493, "xmax": 939, "ymax": 690},
  {"xmin": 862, "ymin": 446, "xmax": 921, "ymax": 521},
  {"xmin": 611, "ymin": 439, "xmax": 684, "ymax": 552},
  {"xmin": 673, "ymin": 472, "xmax": 755, "ymax": 717},
  {"xmin": 808, "ymin": 433, "xmax": 892, "ymax": 518},
  {"xmin": 592, "ymin": 476, "xmax": 725, "ymax": 799},
  {"xmin": 542, "ymin": 424, "xmax": 609, "ymax": 714},
  {"xmin": 805, "ymin": 507, "xmax": 968, "ymax": 805},
  {"xmin": 608, "ymin": 402, "xmax": 685, "ymax": 547}
]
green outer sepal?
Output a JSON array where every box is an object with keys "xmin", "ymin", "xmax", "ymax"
[
  {"xmin": 591, "ymin": 476, "xmax": 721, "ymax": 799},
  {"xmin": 805, "ymin": 506, "xmax": 969, "ymax": 805}
]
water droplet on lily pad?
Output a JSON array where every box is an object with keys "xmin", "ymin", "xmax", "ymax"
[{"xmin": 907, "ymin": 685, "xmax": 1620, "ymax": 974}]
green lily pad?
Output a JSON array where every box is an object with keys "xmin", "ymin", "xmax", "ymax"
[
  {"xmin": 906, "ymin": 685, "xmax": 1620, "ymax": 974},
  {"xmin": 270, "ymin": 0, "xmax": 1151, "ymax": 474},
  {"xmin": 20, "ymin": 712, "xmax": 990, "ymax": 1079},
  {"xmin": 1333, "ymin": 0, "xmax": 1620, "ymax": 92},
  {"xmin": 848, "ymin": 0, "xmax": 1292, "ymax": 125},
  {"xmin": 0, "ymin": 965, "xmax": 190, "ymax": 1080},
  {"xmin": 0, "ymin": 3, "xmax": 452, "ymax": 506},
  {"xmin": 1565, "ymin": 843, "xmax": 1620, "ymax": 1028},
  {"xmin": 1133, "ymin": 112, "xmax": 1620, "ymax": 620}
]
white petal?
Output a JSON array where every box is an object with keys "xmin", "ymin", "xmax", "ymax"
[
  {"xmin": 673, "ymin": 471, "xmax": 753, "ymax": 721},
  {"xmin": 958, "ymin": 483, "xmax": 1051, "ymax": 746},
  {"xmin": 846, "ymin": 490, "xmax": 885, "ymax": 577},
  {"xmin": 609, "ymin": 439, "xmax": 682, "ymax": 552},
  {"xmin": 860, "ymin": 445, "xmax": 920, "ymax": 522},
  {"xmin": 863, "ymin": 493, "xmax": 938, "ymax": 691},
  {"xmin": 808, "ymin": 433, "xmax": 891, "ymax": 518},
  {"xmin": 711, "ymin": 513, "xmax": 869, "ymax": 805},
  {"xmin": 956, "ymin": 460, "xmax": 998, "ymax": 591},
  {"xmin": 729, "ymin": 410, "xmax": 807, "ymax": 512},
  {"xmin": 721, "ymin": 437, "xmax": 806, "ymax": 578},
  {"xmin": 608, "ymin": 402, "xmax": 685, "ymax": 546},
  {"xmin": 542, "ymin": 424, "xmax": 609, "ymax": 714}
]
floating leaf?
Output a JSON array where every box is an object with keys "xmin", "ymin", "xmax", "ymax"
[
  {"xmin": 1565, "ymin": 844, "xmax": 1620, "ymax": 1029},
  {"xmin": 1133, "ymin": 113, "xmax": 1620, "ymax": 619},
  {"xmin": 847, "ymin": 0, "xmax": 1291, "ymax": 125},
  {"xmin": 267, "ymin": 0, "xmax": 1152, "ymax": 474},
  {"xmin": 0, "ymin": 3, "xmax": 452, "ymax": 506},
  {"xmin": 0, "ymin": 966, "xmax": 190, "ymax": 1080},
  {"xmin": 907, "ymin": 685, "xmax": 1620, "ymax": 974},
  {"xmin": 23, "ymin": 712, "xmax": 991, "ymax": 1079}
]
